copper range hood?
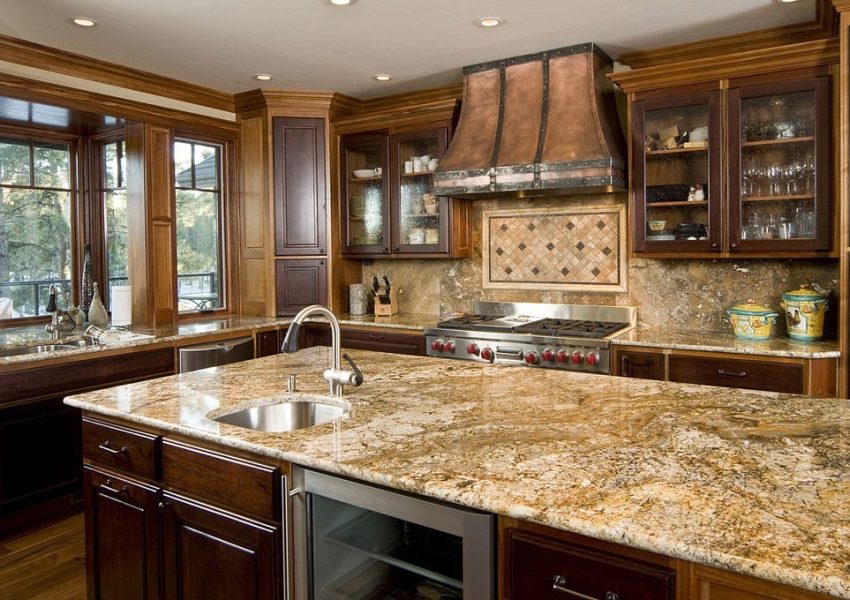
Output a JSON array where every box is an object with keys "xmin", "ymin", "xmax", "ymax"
[{"xmin": 433, "ymin": 43, "xmax": 626, "ymax": 198}]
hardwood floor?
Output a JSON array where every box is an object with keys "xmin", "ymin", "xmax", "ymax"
[{"xmin": 0, "ymin": 513, "xmax": 86, "ymax": 599}]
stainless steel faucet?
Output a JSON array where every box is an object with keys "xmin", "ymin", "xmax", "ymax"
[
  {"xmin": 44, "ymin": 284, "xmax": 63, "ymax": 341},
  {"xmin": 280, "ymin": 305, "xmax": 363, "ymax": 397}
]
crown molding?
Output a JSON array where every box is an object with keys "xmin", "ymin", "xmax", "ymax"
[
  {"xmin": 618, "ymin": 0, "xmax": 837, "ymax": 68},
  {"xmin": 0, "ymin": 34, "xmax": 235, "ymax": 113},
  {"xmin": 611, "ymin": 38, "xmax": 839, "ymax": 94}
]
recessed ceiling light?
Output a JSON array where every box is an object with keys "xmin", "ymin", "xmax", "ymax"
[
  {"xmin": 72, "ymin": 17, "xmax": 97, "ymax": 27},
  {"xmin": 254, "ymin": 74, "xmax": 274, "ymax": 81},
  {"xmin": 374, "ymin": 74, "xmax": 392, "ymax": 82},
  {"xmin": 476, "ymin": 16, "xmax": 504, "ymax": 28},
  {"xmin": 329, "ymin": 0, "xmax": 354, "ymax": 5},
  {"xmin": 778, "ymin": 0, "xmax": 798, "ymax": 3}
]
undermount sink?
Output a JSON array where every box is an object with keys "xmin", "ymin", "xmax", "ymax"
[
  {"xmin": 214, "ymin": 399, "xmax": 347, "ymax": 432},
  {"xmin": 0, "ymin": 340, "xmax": 87, "ymax": 358}
]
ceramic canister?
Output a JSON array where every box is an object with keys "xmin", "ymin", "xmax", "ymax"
[
  {"xmin": 349, "ymin": 283, "xmax": 370, "ymax": 315},
  {"xmin": 780, "ymin": 284, "xmax": 829, "ymax": 341},
  {"xmin": 726, "ymin": 300, "xmax": 778, "ymax": 341}
]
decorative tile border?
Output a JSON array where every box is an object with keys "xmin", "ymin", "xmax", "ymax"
[{"xmin": 482, "ymin": 205, "xmax": 627, "ymax": 292}]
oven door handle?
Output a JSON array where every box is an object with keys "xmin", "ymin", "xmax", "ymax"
[{"xmin": 495, "ymin": 346, "xmax": 524, "ymax": 359}]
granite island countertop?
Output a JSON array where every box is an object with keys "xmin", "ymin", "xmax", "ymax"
[{"xmin": 64, "ymin": 348, "xmax": 850, "ymax": 598}]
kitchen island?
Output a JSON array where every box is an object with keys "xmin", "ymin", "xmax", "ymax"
[{"xmin": 65, "ymin": 347, "xmax": 849, "ymax": 599}]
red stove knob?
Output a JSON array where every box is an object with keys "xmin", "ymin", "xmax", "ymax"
[
  {"xmin": 444, "ymin": 341, "xmax": 456, "ymax": 354},
  {"xmin": 431, "ymin": 339, "xmax": 445, "ymax": 352},
  {"xmin": 570, "ymin": 351, "xmax": 584, "ymax": 364},
  {"xmin": 480, "ymin": 347, "xmax": 494, "ymax": 362},
  {"xmin": 556, "ymin": 350, "xmax": 568, "ymax": 364},
  {"xmin": 525, "ymin": 352, "xmax": 539, "ymax": 365},
  {"xmin": 466, "ymin": 343, "xmax": 480, "ymax": 356},
  {"xmin": 586, "ymin": 352, "xmax": 600, "ymax": 366},
  {"xmin": 541, "ymin": 348, "xmax": 555, "ymax": 362}
]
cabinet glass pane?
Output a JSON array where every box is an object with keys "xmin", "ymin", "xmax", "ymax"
[
  {"xmin": 346, "ymin": 145, "xmax": 385, "ymax": 247},
  {"xmin": 739, "ymin": 90, "xmax": 816, "ymax": 241},
  {"xmin": 399, "ymin": 136, "xmax": 440, "ymax": 247},
  {"xmin": 644, "ymin": 104, "xmax": 710, "ymax": 242}
]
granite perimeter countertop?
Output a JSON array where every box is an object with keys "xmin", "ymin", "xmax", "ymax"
[
  {"xmin": 65, "ymin": 348, "xmax": 850, "ymax": 598},
  {"xmin": 612, "ymin": 327, "xmax": 840, "ymax": 359},
  {"xmin": 0, "ymin": 313, "xmax": 438, "ymax": 368}
]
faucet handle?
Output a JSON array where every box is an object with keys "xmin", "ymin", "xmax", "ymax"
[
  {"xmin": 45, "ymin": 287, "xmax": 58, "ymax": 314},
  {"xmin": 342, "ymin": 353, "xmax": 364, "ymax": 386}
]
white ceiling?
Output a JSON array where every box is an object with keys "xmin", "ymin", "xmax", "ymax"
[{"xmin": 0, "ymin": 0, "xmax": 816, "ymax": 99}]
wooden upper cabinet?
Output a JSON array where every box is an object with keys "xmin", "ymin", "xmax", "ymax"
[
  {"xmin": 341, "ymin": 123, "xmax": 471, "ymax": 259},
  {"xmin": 629, "ymin": 70, "xmax": 833, "ymax": 258},
  {"xmin": 632, "ymin": 88, "xmax": 723, "ymax": 255},
  {"xmin": 273, "ymin": 117, "xmax": 327, "ymax": 256},
  {"xmin": 727, "ymin": 74, "xmax": 831, "ymax": 254}
]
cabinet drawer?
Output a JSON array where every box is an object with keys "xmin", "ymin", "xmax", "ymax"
[
  {"xmin": 668, "ymin": 355, "xmax": 803, "ymax": 394},
  {"xmin": 341, "ymin": 328, "xmax": 425, "ymax": 356},
  {"xmin": 616, "ymin": 349, "xmax": 665, "ymax": 381},
  {"xmin": 162, "ymin": 440, "xmax": 280, "ymax": 521},
  {"xmin": 83, "ymin": 418, "xmax": 161, "ymax": 479},
  {"xmin": 508, "ymin": 530, "xmax": 675, "ymax": 600}
]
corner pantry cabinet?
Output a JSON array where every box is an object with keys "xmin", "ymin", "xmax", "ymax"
[
  {"xmin": 340, "ymin": 123, "xmax": 470, "ymax": 259},
  {"xmin": 629, "ymin": 69, "xmax": 832, "ymax": 258}
]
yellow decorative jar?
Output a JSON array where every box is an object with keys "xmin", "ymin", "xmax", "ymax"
[
  {"xmin": 726, "ymin": 300, "xmax": 778, "ymax": 341},
  {"xmin": 780, "ymin": 285, "xmax": 828, "ymax": 341}
]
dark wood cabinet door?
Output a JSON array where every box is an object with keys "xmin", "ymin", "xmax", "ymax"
[
  {"xmin": 341, "ymin": 327, "xmax": 426, "ymax": 356},
  {"xmin": 273, "ymin": 117, "xmax": 327, "ymax": 256},
  {"xmin": 615, "ymin": 349, "xmax": 665, "ymax": 381},
  {"xmin": 274, "ymin": 258, "xmax": 327, "ymax": 316},
  {"xmin": 0, "ymin": 397, "xmax": 81, "ymax": 531},
  {"xmin": 508, "ymin": 529, "xmax": 675, "ymax": 600},
  {"xmin": 84, "ymin": 466, "xmax": 161, "ymax": 600},
  {"xmin": 632, "ymin": 88, "xmax": 723, "ymax": 255},
  {"xmin": 256, "ymin": 330, "xmax": 280, "ymax": 357},
  {"xmin": 162, "ymin": 492, "xmax": 280, "ymax": 600},
  {"xmin": 727, "ymin": 74, "xmax": 831, "ymax": 254}
]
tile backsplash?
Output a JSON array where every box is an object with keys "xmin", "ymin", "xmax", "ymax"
[{"xmin": 361, "ymin": 193, "xmax": 838, "ymax": 333}]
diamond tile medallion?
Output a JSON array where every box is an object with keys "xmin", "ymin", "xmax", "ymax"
[{"xmin": 482, "ymin": 206, "xmax": 627, "ymax": 292}]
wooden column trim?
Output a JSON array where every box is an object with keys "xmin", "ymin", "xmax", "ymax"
[
  {"xmin": 838, "ymin": 11, "xmax": 850, "ymax": 397},
  {"xmin": 126, "ymin": 123, "xmax": 177, "ymax": 327}
]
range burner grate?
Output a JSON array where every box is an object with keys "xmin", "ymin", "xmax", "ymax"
[
  {"xmin": 437, "ymin": 314, "xmax": 503, "ymax": 331},
  {"xmin": 513, "ymin": 319, "xmax": 628, "ymax": 338}
]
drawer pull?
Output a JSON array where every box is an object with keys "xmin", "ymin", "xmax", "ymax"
[
  {"xmin": 98, "ymin": 441, "xmax": 128, "ymax": 456},
  {"xmin": 368, "ymin": 333, "xmax": 386, "ymax": 340},
  {"xmin": 717, "ymin": 369, "xmax": 748, "ymax": 378},
  {"xmin": 101, "ymin": 480, "xmax": 129, "ymax": 496},
  {"xmin": 552, "ymin": 576, "xmax": 619, "ymax": 600}
]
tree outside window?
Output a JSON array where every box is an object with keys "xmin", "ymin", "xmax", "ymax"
[
  {"xmin": 174, "ymin": 140, "xmax": 224, "ymax": 312},
  {"xmin": 100, "ymin": 139, "xmax": 128, "ymax": 307},
  {"xmin": 0, "ymin": 137, "xmax": 73, "ymax": 318}
]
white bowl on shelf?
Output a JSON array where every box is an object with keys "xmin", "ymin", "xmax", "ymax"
[{"xmin": 353, "ymin": 169, "xmax": 377, "ymax": 179}]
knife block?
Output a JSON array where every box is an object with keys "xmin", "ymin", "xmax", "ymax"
[{"xmin": 373, "ymin": 288, "xmax": 398, "ymax": 316}]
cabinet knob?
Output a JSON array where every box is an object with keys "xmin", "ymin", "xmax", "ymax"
[
  {"xmin": 158, "ymin": 501, "xmax": 169, "ymax": 512},
  {"xmin": 320, "ymin": 260, "xmax": 325, "ymax": 265},
  {"xmin": 383, "ymin": 247, "xmax": 389, "ymax": 253},
  {"xmin": 710, "ymin": 242, "xmax": 719, "ymax": 250},
  {"xmin": 730, "ymin": 243, "xmax": 738, "ymax": 250},
  {"xmin": 319, "ymin": 248, "xmax": 325, "ymax": 254},
  {"xmin": 393, "ymin": 247, "xmax": 400, "ymax": 252}
]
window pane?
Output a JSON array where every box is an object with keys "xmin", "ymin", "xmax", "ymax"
[
  {"xmin": 34, "ymin": 142, "xmax": 71, "ymax": 189},
  {"xmin": 193, "ymin": 143, "xmax": 219, "ymax": 190},
  {"xmin": 176, "ymin": 188, "xmax": 223, "ymax": 312},
  {"xmin": 0, "ymin": 187, "xmax": 72, "ymax": 317},
  {"xmin": 0, "ymin": 139, "xmax": 30, "ymax": 186},
  {"xmin": 103, "ymin": 141, "xmax": 119, "ymax": 189},
  {"xmin": 174, "ymin": 141, "xmax": 193, "ymax": 187},
  {"xmin": 105, "ymin": 189, "xmax": 129, "ymax": 288}
]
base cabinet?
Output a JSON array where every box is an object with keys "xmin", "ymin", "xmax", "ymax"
[
  {"xmin": 82, "ymin": 415, "xmax": 286, "ymax": 600},
  {"xmin": 161, "ymin": 492, "xmax": 280, "ymax": 600}
]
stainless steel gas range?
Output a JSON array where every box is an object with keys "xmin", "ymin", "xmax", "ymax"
[{"xmin": 425, "ymin": 301, "xmax": 636, "ymax": 374}]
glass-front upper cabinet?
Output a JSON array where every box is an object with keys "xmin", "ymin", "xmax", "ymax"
[
  {"xmin": 728, "ymin": 76, "xmax": 830, "ymax": 253},
  {"xmin": 390, "ymin": 127, "xmax": 449, "ymax": 254},
  {"xmin": 632, "ymin": 89, "xmax": 722, "ymax": 254},
  {"xmin": 341, "ymin": 134, "xmax": 390, "ymax": 255}
]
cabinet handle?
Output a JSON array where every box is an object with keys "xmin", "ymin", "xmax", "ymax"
[
  {"xmin": 101, "ymin": 479, "xmax": 129, "ymax": 496},
  {"xmin": 157, "ymin": 501, "xmax": 169, "ymax": 512},
  {"xmin": 368, "ymin": 333, "xmax": 386, "ymax": 340},
  {"xmin": 552, "ymin": 576, "xmax": 619, "ymax": 600},
  {"xmin": 98, "ymin": 441, "xmax": 128, "ymax": 456},
  {"xmin": 619, "ymin": 355, "xmax": 630, "ymax": 377},
  {"xmin": 730, "ymin": 242, "xmax": 739, "ymax": 250},
  {"xmin": 717, "ymin": 368, "xmax": 748, "ymax": 378}
]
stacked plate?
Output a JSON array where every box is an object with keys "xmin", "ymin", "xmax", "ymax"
[
  {"xmin": 690, "ymin": 126, "xmax": 708, "ymax": 143},
  {"xmin": 349, "ymin": 197, "xmax": 365, "ymax": 218},
  {"xmin": 425, "ymin": 228, "xmax": 439, "ymax": 244}
]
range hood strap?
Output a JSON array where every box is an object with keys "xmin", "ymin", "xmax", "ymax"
[
  {"xmin": 534, "ymin": 52, "xmax": 550, "ymax": 166},
  {"xmin": 489, "ymin": 60, "xmax": 508, "ymax": 193}
]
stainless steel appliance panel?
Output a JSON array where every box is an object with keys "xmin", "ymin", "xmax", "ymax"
[{"xmin": 178, "ymin": 336, "xmax": 254, "ymax": 373}]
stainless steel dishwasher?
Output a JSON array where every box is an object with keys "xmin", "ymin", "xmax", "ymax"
[{"xmin": 178, "ymin": 336, "xmax": 254, "ymax": 373}]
